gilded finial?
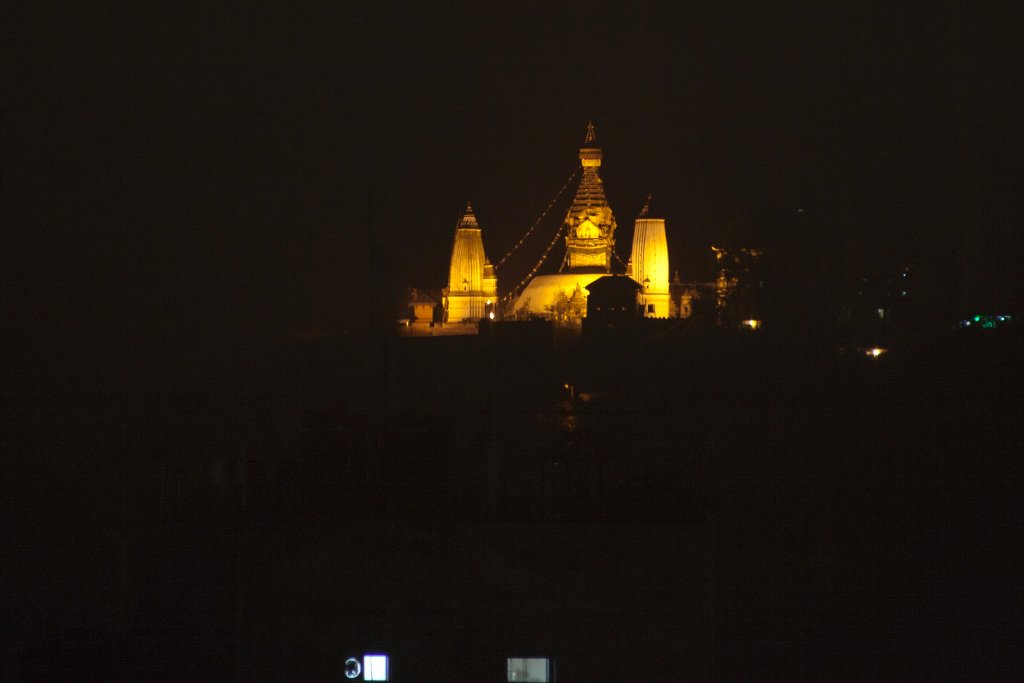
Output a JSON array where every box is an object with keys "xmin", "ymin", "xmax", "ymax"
[
  {"xmin": 639, "ymin": 193, "xmax": 653, "ymax": 217},
  {"xmin": 457, "ymin": 201, "xmax": 479, "ymax": 229},
  {"xmin": 584, "ymin": 121, "xmax": 596, "ymax": 144}
]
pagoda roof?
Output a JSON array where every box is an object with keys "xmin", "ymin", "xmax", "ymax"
[
  {"xmin": 585, "ymin": 274, "xmax": 643, "ymax": 294},
  {"xmin": 409, "ymin": 289, "xmax": 439, "ymax": 306}
]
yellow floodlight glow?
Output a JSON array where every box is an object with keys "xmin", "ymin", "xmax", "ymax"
[
  {"xmin": 866, "ymin": 347, "xmax": 886, "ymax": 358},
  {"xmin": 741, "ymin": 319, "xmax": 762, "ymax": 330}
]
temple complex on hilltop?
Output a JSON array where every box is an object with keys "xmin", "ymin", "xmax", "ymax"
[
  {"xmin": 402, "ymin": 124, "xmax": 683, "ymax": 335},
  {"xmin": 510, "ymin": 123, "xmax": 673, "ymax": 323}
]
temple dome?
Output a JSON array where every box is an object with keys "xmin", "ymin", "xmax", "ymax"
[{"xmin": 511, "ymin": 272, "xmax": 606, "ymax": 317}]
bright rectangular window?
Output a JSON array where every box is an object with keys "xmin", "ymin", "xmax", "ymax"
[
  {"xmin": 364, "ymin": 654, "xmax": 388, "ymax": 681},
  {"xmin": 507, "ymin": 657, "xmax": 550, "ymax": 682}
]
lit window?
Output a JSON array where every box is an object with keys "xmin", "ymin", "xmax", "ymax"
[
  {"xmin": 364, "ymin": 654, "xmax": 389, "ymax": 681},
  {"xmin": 507, "ymin": 657, "xmax": 551, "ymax": 682}
]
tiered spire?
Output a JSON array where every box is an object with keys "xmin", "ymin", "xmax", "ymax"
[
  {"xmin": 563, "ymin": 122, "xmax": 617, "ymax": 271},
  {"xmin": 568, "ymin": 122, "xmax": 612, "ymax": 218}
]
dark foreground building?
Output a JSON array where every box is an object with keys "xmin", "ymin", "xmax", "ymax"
[{"xmin": 11, "ymin": 320, "xmax": 1021, "ymax": 681}]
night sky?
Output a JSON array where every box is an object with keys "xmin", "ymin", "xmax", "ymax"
[{"xmin": 5, "ymin": 2, "xmax": 1023, "ymax": 343}]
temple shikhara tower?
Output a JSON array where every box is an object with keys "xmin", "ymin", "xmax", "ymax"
[
  {"xmin": 444, "ymin": 202, "xmax": 497, "ymax": 323},
  {"xmin": 627, "ymin": 195, "xmax": 671, "ymax": 318}
]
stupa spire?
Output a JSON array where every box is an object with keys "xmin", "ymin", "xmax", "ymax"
[{"xmin": 563, "ymin": 123, "xmax": 616, "ymax": 271}]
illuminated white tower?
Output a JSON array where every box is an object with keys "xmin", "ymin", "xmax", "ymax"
[
  {"xmin": 445, "ymin": 202, "xmax": 498, "ymax": 322},
  {"xmin": 628, "ymin": 195, "xmax": 670, "ymax": 317}
]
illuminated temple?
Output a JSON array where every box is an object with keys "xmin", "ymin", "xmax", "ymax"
[
  {"xmin": 511, "ymin": 123, "xmax": 621, "ymax": 318},
  {"xmin": 444, "ymin": 202, "xmax": 497, "ymax": 323},
  {"xmin": 421, "ymin": 124, "xmax": 674, "ymax": 331},
  {"xmin": 505, "ymin": 123, "xmax": 672, "ymax": 322},
  {"xmin": 626, "ymin": 195, "xmax": 671, "ymax": 318}
]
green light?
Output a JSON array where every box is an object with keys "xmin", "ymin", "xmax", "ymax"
[{"xmin": 965, "ymin": 313, "xmax": 1013, "ymax": 330}]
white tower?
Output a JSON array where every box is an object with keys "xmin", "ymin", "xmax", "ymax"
[{"xmin": 628, "ymin": 195, "xmax": 670, "ymax": 318}]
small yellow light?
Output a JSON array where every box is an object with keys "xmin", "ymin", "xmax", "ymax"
[
  {"xmin": 742, "ymin": 319, "xmax": 761, "ymax": 330},
  {"xmin": 488, "ymin": 311, "xmax": 495, "ymax": 320},
  {"xmin": 866, "ymin": 347, "xmax": 886, "ymax": 357}
]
